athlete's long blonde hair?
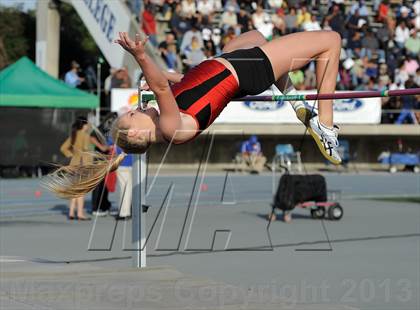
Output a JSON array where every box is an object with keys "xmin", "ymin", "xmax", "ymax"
[
  {"xmin": 42, "ymin": 152, "xmax": 125, "ymax": 199},
  {"xmin": 43, "ymin": 118, "xmax": 150, "ymax": 199}
]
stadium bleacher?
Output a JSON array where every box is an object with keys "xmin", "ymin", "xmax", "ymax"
[{"xmin": 125, "ymin": 0, "xmax": 419, "ymax": 124}]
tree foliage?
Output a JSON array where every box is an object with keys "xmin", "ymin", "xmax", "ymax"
[
  {"xmin": 0, "ymin": 8, "xmax": 35, "ymax": 69},
  {"xmin": 0, "ymin": 3, "xmax": 107, "ymax": 76},
  {"xmin": 58, "ymin": 2, "xmax": 106, "ymax": 77}
]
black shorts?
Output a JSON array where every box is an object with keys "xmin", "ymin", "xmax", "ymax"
[{"xmin": 219, "ymin": 47, "xmax": 276, "ymax": 98}]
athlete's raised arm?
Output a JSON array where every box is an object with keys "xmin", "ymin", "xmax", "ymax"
[{"xmin": 115, "ymin": 32, "xmax": 182, "ymax": 138}]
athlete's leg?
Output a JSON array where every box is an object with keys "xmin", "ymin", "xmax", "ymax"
[
  {"xmin": 259, "ymin": 31, "xmax": 341, "ymax": 127},
  {"xmin": 222, "ymin": 31, "xmax": 314, "ymax": 125},
  {"xmin": 222, "ymin": 30, "xmax": 293, "ymax": 94}
]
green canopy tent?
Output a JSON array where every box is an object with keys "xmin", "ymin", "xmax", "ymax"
[
  {"xmin": 0, "ymin": 57, "xmax": 99, "ymax": 173},
  {"xmin": 0, "ymin": 56, "xmax": 98, "ymax": 108}
]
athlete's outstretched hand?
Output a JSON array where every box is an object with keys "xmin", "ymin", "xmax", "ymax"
[{"xmin": 115, "ymin": 32, "xmax": 148, "ymax": 60}]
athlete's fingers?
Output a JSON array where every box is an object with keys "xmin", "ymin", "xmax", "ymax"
[
  {"xmin": 118, "ymin": 32, "xmax": 128, "ymax": 47},
  {"xmin": 121, "ymin": 32, "xmax": 131, "ymax": 48},
  {"xmin": 135, "ymin": 33, "xmax": 141, "ymax": 46}
]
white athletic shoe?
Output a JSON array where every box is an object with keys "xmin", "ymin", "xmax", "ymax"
[
  {"xmin": 307, "ymin": 116, "xmax": 342, "ymax": 165},
  {"xmin": 293, "ymin": 101, "xmax": 318, "ymax": 126}
]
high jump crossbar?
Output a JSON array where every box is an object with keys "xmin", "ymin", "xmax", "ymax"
[{"xmin": 141, "ymin": 88, "xmax": 420, "ymax": 102}]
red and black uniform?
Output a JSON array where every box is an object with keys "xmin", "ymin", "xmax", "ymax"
[
  {"xmin": 170, "ymin": 60, "xmax": 239, "ymax": 131},
  {"xmin": 170, "ymin": 47, "xmax": 275, "ymax": 132}
]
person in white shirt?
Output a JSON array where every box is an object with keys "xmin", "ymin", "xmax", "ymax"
[
  {"xmin": 394, "ymin": 20, "xmax": 410, "ymax": 48},
  {"xmin": 268, "ymin": 0, "xmax": 283, "ymax": 9},
  {"xmin": 252, "ymin": 5, "xmax": 270, "ymax": 32},
  {"xmin": 220, "ymin": 5, "xmax": 238, "ymax": 31},
  {"xmin": 181, "ymin": 0, "xmax": 196, "ymax": 18},
  {"xmin": 197, "ymin": 0, "xmax": 215, "ymax": 16},
  {"xmin": 303, "ymin": 15, "xmax": 321, "ymax": 31}
]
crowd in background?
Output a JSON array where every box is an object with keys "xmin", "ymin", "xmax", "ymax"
[{"xmin": 125, "ymin": 0, "xmax": 420, "ymax": 124}]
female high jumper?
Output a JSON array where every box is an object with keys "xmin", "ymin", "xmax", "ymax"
[
  {"xmin": 114, "ymin": 30, "xmax": 341, "ymax": 161},
  {"xmin": 46, "ymin": 30, "xmax": 342, "ymax": 198}
]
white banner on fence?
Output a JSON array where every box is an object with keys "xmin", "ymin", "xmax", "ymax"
[
  {"xmin": 71, "ymin": 0, "xmax": 131, "ymax": 68},
  {"xmin": 216, "ymin": 90, "xmax": 381, "ymax": 124},
  {"xmin": 112, "ymin": 89, "xmax": 382, "ymax": 124}
]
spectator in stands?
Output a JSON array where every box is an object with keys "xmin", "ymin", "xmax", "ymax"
[
  {"xmin": 240, "ymin": 135, "xmax": 267, "ymax": 174},
  {"xmin": 115, "ymin": 144, "xmax": 133, "ymax": 220},
  {"xmin": 297, "ymin": 5, "xmax": 311, "ymax": 29},
  {"xmin": 338, "ymin": 63, "xmax": 352, "ymax": 90},
  {"xmin": 303, "ymin": 14, "xmax": 321, "ymax": 31},
  {"xmin": 59, "ymin": 117, "xmax": 92, "ymax": 220},
  {"xmin": 197, "ymin": 0, "xmax": 215, "ymax": 18},
  {"xmin": 271, "ymin": 8, "xmax": 285, "ymax": 36},
  {"xmin": 414, "ymin": 0, "xmax": 420, "ymax": 29},
  {"xmin": 183, "ymin": 36, "xmax": 206, "ymax": 68},
  {"xmin": 181, "ymin": 0, "xmax": 196, "ymax": 20},
  {"xmin": 284, "ymin": 7, "xmax": 298, "ymax": 33},
  {"xmin": 221, "ymin": 26, "xmax": 237, "ymax": 48},
  {"xmin": 366, "ymin": 77, "xmax": 378, "ymax": 91},
  {"xmin": 211, "ymin": 27, "xmax": 222, "ymax": 51},
  {"xmin": 161, "ymin": 0, "xmax": 176, "ymax": 20},
  {"xmin": 180, "ymin": 23, "xmax": 204, "ymax": 56},
  {"xmin": 64, "ymin": 61, "xmax": 84, "ymax": 88},
  {"xmin": 90, "ymin": 126, "xmax": 112, "ymax": 217},
  {"xmin": 363, "ymin": 56, "xmax": 378, "ymax": 80},
  {"xmin": 377, "ymin": 0, "xmax": 390, "ymax": 23},
  {"xmin": 378, "ymin": 62, "xmax": 391, "ymax": 87},
  {"xmin": 376, "ymin": 20, "xmax": 391, "ymax": 50},
  {"xmin": 394, "ymin": 61, "xmax": 410, "ymax": 86},
  {"xmin": 321, "ymin": 17, "xmax": 332, "ymax": 31},
  {"xmin": 347, "ymin": 31, "xmax": 362, "ymax": 59},
  {"xmin": 237, "ymin": 4, "xmax": 252, "ymax": 34},
  {"xmin": 398, "ymin": 5, "xmax": 411, "ymax": 23},
  {"xmin": 346, "ymin": 9, "xmax": 364, "ymax": 39},
  {"xmin": 361, "ymin": 29, "xmax": 383, "ymax": 60},
  {"xmin": 221, "ymin": 5, "xmax": 238, "ymax": 32},
  {"xmin": 350, "ymin": 58, "xmax": 365, "ymax": 89},
  {"xmin": 415, "ymin": 68, "xmax": 420, "ymax": 87},
  {"xmin": 395, "ymin": 80, "xmax": 419, "ymax": 124},
  {"xmin": 350, "ymin": 0, "xmax": 369, "ymax": 18},
  {"xmin": 160, "ymin": 32, "xmax": 177, "ymax": 47},
  {"xmin": 111, "ymin": 67, "xmax": 131, "ymax": 89},
  {"xmin": 287, "ymin": 0, "xmax": 299, "ymax": 10},
  {"xmin": 252, "ymin": 5, "xmax": 271, "ymax": 34},
  {"xmin": 203, "ymin": 39, "xmax": 217, "ymax": 57},
  {"xmin": 141, "ymin": 2, "xmax": 158, "ymax": 47},
  {"xmin": 404, "ymin": 29, "xmax": 420, "ymax": 57},
  {"xmin": 201, "ymin": 27, "xmax": 214, "ymax": 51},
  {"xmin": 159, "ymin": 42, "xmax": 180, "ymax": 71},
  {"xmin": 224, "ymin": 0, "xmax": 240, "ymax": 13},
  {"xmin": 325, "ymin": 4, "xmax": 346, "ymax": 37},
  {"xmin": 403, "ymin": 54, "xmax": 419, "ymax": 76},
  {"xmin": 170, "ymin": 3, "xmax": 191, "ymax": 38},
  {"xmin": 394, "ymin": 20, "xmax": 410, "ymax": 48},
  {"xmin": 268, "ymin": 0, "xmax": 283, "ymax": 10}
]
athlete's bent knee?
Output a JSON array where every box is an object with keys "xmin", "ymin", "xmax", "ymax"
[{"xmin": 328, "ymin": 31, "xmax": 342, "ymax": 48}]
